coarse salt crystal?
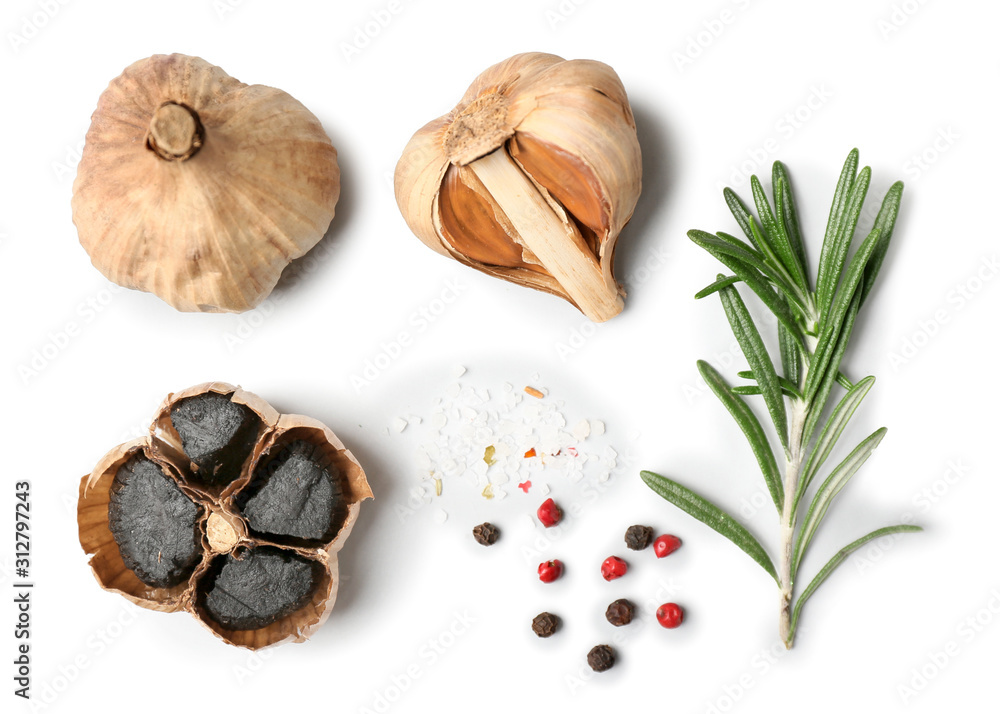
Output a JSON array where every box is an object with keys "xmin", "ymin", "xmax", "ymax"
[
  {"xmin": 572, "ymin": 419, "xmax": 591, "ymax": 440},
  {"xmin": 393, "ymin": 417, "xmax": 408, "ymax": 433},
  {"xmin": 434, "ymin": 509, "xmax": 448, "ymax": 524},
  {"xmin": 453, "ymin": 365, "xmax": 467, "ymax": 378},
  {"xmin": 592, "ymin": 420, "xmax": 606, "ymax": 436}
]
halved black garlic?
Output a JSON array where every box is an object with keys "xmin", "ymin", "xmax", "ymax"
[{"xmin": 78, "ymin": 382, "xmax": 372, "ymax": 649}]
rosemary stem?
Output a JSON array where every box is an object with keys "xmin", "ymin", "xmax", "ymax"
[{"xmin": 779, "ymin": 396, "xmax": 808, "ymax": 648}]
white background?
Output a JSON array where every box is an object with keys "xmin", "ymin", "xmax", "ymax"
[{"xmin": 2, "ymin": 0, "xmax": 998, "ymax": 712}]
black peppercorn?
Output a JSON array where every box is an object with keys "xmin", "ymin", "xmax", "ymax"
[
  {"xmin": 624, "ymin": 524, "xmax": 654, "ymax": 550},
  {"xmin": 532, "ymin": 612, "xmax": 560, "ymax": 637},
  {"xmin": 587, "ymin": 644, "xmax": 616, "ymax": 672},
  {"xmin": 605, "ymin": 598, "xmax": 635, "ymax": 626},
  {"xmin": 472, "ymin": 522, "xmax": 500, "ymax": 546}
]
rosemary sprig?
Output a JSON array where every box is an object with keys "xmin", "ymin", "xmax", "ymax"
[{"xmin": 642, "ymin": 150, "xmax": 921, "ymax": 649}]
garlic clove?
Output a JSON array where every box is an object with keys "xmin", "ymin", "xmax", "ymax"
[{"xmin": 395, "ymin": 52, "xmax": 642, "ymax": 322}]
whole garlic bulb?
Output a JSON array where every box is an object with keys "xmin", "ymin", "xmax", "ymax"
[
  {"xmin": 395, "ymin": 53, "xmax": 642, "ymax": 322},
  {"xmin": 71, "ymin": 54, "xmax": 340, "ymax": 313}
]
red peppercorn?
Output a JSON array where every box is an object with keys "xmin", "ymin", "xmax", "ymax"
[
  {"xmin": 656, "ymin": 602, "xmax": 684, "ymax": 628},
  {"xmin": 653, "ymin": 534, "xmax": 682, "ymax": 558},
  {"xmin": 538, "ymin": 559, "xmax": 564, "ymax": 583},
  {"xmin": 536, "ymin": 498, "xmax": 563, "ymax": 528},
  {"xmin": 600, "ymin": 556, "xmax": 628, "ymax": 581}
]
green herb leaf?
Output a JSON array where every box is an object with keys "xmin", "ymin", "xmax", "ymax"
[
  {"xmin": 695, "ymin": 230, "xmax": 803, "ymax": 303},
  {"xmin": 772, "ymin": 161, "xmax": 809, "ymax": 292},
  {"xmin": 698, "ymin": 361, "xmax": 784, "ymax": 511},
  {"xmin": 732, "ymin": 385, "xmax": 805, "ymax": 400},
  {"xmin": 778, "ymin": 319, "xmax": 802, "ymax": 386},
  {"xmin": 688, "ymin": 230, "xmax": 804, "ymax": 338},
  {"xmin": 719, "ymin": 285, "xmax": 789, "ymax": 451},
  {"xmin": 860, "ymin": 181, "xmax": 904, "ymax": 307},
  {"xmin": 641, "ymin": 471, "xmax": 778, "ymax": 583},
  {"xmin": 696, "ymin": 274, "xmax": 741, "ymax": 299},
  {"xmin": 815, "ymin": 149, "xmax": 859, "ymax": 315},
  {"xmin": 817, "ymin": 166, "xmax": 872, "ymax": 321},
  {"xmin": 735, "ymin": 370, "xmax": 802, "ymax": 398},
  {"xmin": 751, "ymin": 175, "xmax": 808, "ymax": 293},
  {"xmin": 796, "ymin": 376, "xmax": 875, "ymax": 510},
  {"xmin": 804, "ymin": 227, "xmax": 881, "ymax": 406},
  {"xmin": 792, "ymin": 428, "xmax": 887, "ymax": 577},
  {"xmin": 802, "ymin": 289, "xmax": 862, "ymax": 449},
  {"xmin": 837, "ymin": 372, "xmax": 855, "ymax": 390},
  {"xmin": 788, "ymin": 524, "xmax": 922, "ymax": 640},
  {"xmin": 724, "ymin": 188, "xmax": 760, "ymax": 250}
]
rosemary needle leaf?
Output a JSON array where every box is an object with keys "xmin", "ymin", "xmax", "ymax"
[
  {"xmin": 804, "ymin": 227, "xmax": 881, "ymax": 406},
  {"xmin": 797, "ymin": 376, "xmax": 876, "ymax": 510},
  {"xmin": 724, "ymin": 187, "xmax": 760, "ymax": 249},
  {"xmin": 695, "ymin": 274, "xmax": 741, "ymax": 299},
  {"xmin": 701, "ymin": 230, "xmax": 800, "ymax": 299},
  {"xmin": 688, "ymin": 231, "xmax": 803, "ymax": 337},
  {"xmin": 734, "ymin": 371, "xmax": 802, "ymax": 399},
  {"xmin": 732, "ymin": 385, "xmax": 805, "ymax": 400},
  {"xmin": 803, "ymin": 290, "xmax": 862, "ymax": 448},
  {"xmin": 720, "ymin": 284, "xmax": 789, "ymax": 451},
  {"xmin": 788, "ymin": 524, "xmax": 922, "ymax": 640},
  {"xmin": 641, "ymin": 470, "xmax": 779, "ymax": 583},
  {"xmin": 836, "ymin": 372, "xmax": 855, "ymax": 390},
  {"xmin": 792, "ymin": 427, "xmax": 888, "ymax": 577},
  {"xmin": 819, "ymin": 166, "xmax": 872, "ymax": 321},
  {"xmin": 816, "ymin": 149, "xmax": 860, "ymax": 313},
  {"xmin": 773, "ymin": 161, "xmax": 809, "ymax": 290},
  {"xmin": 779, "ymin": 318, "xmax": 802, "ymax": 386},
  {"xmin": 698, "ymin": 360, "xmax": 784, "ymax": 511},
  {"xmin": 860, "ymin": 181, "xmax": 905, "ymax": 307},
  {"xmin": 751, "ymin": 175, "xmax": 808, "ymax": 293}
]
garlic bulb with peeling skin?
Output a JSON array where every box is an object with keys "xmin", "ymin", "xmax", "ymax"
[
  {"xmin": 72, "ymin": 54, "xmax": 340, "ymax": 313},
  {"xmin": 395, "ymin": 53, "xmax": 642, "ymax": 322}
]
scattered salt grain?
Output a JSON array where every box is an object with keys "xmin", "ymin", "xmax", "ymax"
[{"xmin": 412, "ymin": 373, "xmax": 620, "ymax": 504}]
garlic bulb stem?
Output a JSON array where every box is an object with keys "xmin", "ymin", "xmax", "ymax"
[
  {"xmin": 468, "ymin": 148, "xmax": 624, "ymax": 322},
  {"xmin": 148, "ymin": 102, "xmax": 204, "ymax": 161}
]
